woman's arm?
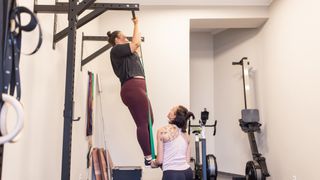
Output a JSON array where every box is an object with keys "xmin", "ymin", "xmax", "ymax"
[
  {"xmin": 151, "ymin": 129, "xmax": 164, "ymax": 168},
  {"xmin": 129, "ymin": 17, "xmax": 141, "ymax": 53},
  {"xmin": 181, "ymin": 133, "xmax": 191, "ymax": 163},
  {"xmin": 186, "ymin": 135, "xmax": 191, "ymax": 163},
  {"xmin": 156, "ymin": 129, "xmax": 164, "ymax": 165}
]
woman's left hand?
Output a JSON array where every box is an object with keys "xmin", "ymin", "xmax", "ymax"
[{"xmin": 151, "ymin": 160, "xmax": 159, "ymax": 168}]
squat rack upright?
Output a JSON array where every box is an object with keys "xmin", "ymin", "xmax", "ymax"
[{"xmin": 33, "ymin": 1, "xmax": 139, "ymax": 180}]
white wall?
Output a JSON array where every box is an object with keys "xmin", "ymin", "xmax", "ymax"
[
  {"xmin": 213, "ymin": 28, "xmax": 263, "ymax": 175},
  {"xmin": 213, "ymin": 1, "xmax": 320, "ymax": 179},
  {"xmin": 190, "ymin": 32, "xmax": 215, "ymax": 156},
  {"xmin": 1, "ymin": 2, "xmax": 268, "ymax": 180},
  {"xmin": 257, "ymin": 0, "xmax": 320, "ymax": 179}
]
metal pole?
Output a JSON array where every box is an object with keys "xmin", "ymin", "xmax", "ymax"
[
  {"xmin": 195, "ymin": 136, "xmax": 200, "ymax": 165},
  {"xmin": 201, "ymin": 124, "xmax": 207, "ymax": 180},
  {"xmin": 241, "ymin": 58, "xmax": 248, "ymax": 109},
  {"xmin": 202, "ymin": 138, "xmax": 207, "ymax": 180},
  {"xmin": 61, "ymin": 0, "xmax": 77, "ymax": 179}
]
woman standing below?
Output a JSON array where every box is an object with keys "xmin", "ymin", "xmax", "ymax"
[
  {"xmin": 151, "ymin": 105, "xmax": 194, "ymax": 180},
  {"xmin": 107, "ymin": 16, "xmax": 154, "ymax": 167}
]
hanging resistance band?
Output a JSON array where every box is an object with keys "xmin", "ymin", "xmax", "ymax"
[
  {"xmin": 139, "ymin": 44, "xmax": 156, "ymax": 160},
  {"xmin": 86, "ymin": 74, "xmax": 111, "ymax": 180},
  {"xmin": 86, "ymin": 72, "xmax": 95, "ymax": 179},
  {"xmin": 86, "ymin": 72, "xmax": 94, "ymax": 137},
  {"xmin": 96, "ymin": 74, "xmax": 108, "ymax": 150},
  {"xmin": 131, "ymin": 10, "xmax": 156, "ymax": 159},
  {"xmin": 96, "ymin": 74, "xmax": 112, "ymax": 180}
]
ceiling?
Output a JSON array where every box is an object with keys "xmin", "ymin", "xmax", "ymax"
[{"xmin": 99, "ymin": 0, "xmax": 273, "ymax": 6}]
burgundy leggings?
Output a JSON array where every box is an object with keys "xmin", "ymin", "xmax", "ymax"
[{"xmin": 120, "ymin": 78, "xmax": 154, "ymax": 156}]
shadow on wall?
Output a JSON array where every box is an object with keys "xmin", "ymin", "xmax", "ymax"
[{"xmin": 214, "ymin": 28, "xmax": 261, "ymax": 59}]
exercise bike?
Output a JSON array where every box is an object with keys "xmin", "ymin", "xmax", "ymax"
[
  {"xmin": 232, "ymin": 57, "xmax": 270, "ymax": 180},
  {"xmin": 188, "ymin": 108, "xmax": 218, "ymax": 180}
]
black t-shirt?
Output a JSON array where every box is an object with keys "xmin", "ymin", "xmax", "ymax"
[{"xmin": 110, "ymin": 43, "xmax": 145, "ymax": 85}]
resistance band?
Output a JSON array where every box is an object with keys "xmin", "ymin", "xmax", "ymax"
[
  {"xmin": 96, "ymin": 74, "xmax": 108, "ymax": 150},
  {"xmin": 131, "ymin": 10, "xmax": 156, "ymax": 159},
  {"xmin": 86, "ymin": 72, "xmax": 94, "ymax": 136},
  {"xmin": 139, "ymin": 45, "xmax": 155, "ymax": 160},
  {"xmin": 96, "ymin": 74, "xmax": 112, "ymax": 180}
]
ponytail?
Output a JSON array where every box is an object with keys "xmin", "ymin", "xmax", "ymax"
[
  {"xmin": 186, "ymin": 111, "xmax": 195, "ymax": 121},
  {"xmin": 170, "ymin": 105, "xmax": 194, "ymax": 133}
]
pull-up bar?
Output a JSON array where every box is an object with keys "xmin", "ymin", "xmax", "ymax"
[
  {"xmin": 34, "ymin": 1, "xmax": 139, "ymax": 47},
  {"xmin": 34, "ymin": 2, "xmax": 139, "ymax": 14},
  {"xmin": 132, "ymin": 10, "xmax": 136, "ymax": 19}
]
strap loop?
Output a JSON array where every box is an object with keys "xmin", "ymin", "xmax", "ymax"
[{"xmin": 10, "ymin": 6, "xmax": 43, "ymax": 55}]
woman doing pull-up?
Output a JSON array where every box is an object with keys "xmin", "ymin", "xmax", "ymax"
[{"xmin": 107, "ymin": 16, "xmax": 154, "ymax": 167}]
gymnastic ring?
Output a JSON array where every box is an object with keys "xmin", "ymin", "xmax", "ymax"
[
  {"xmin": 0, "ymin": 103, "xmax": 23, "ymax": 143},
  {"xmin": 0, "ymin": 94, "xmax": 24, "ymax": 144}
]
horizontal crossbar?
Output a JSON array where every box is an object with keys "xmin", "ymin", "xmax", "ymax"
[
  {"xmin": 83, "ymin": 36, "xmax": 145, "ymax": 42},
  {"xmin": 34, "ymin": 3, "xmax": 139, "ymax": 14}
]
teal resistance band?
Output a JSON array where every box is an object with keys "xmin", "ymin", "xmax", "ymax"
[
  {"xmin": 131, "ymin": 10, "xmax": 155, "ymax": 159},
  {"xmin": 139, "ymin": 45, "xmax": 156, "ymax": 160}
]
